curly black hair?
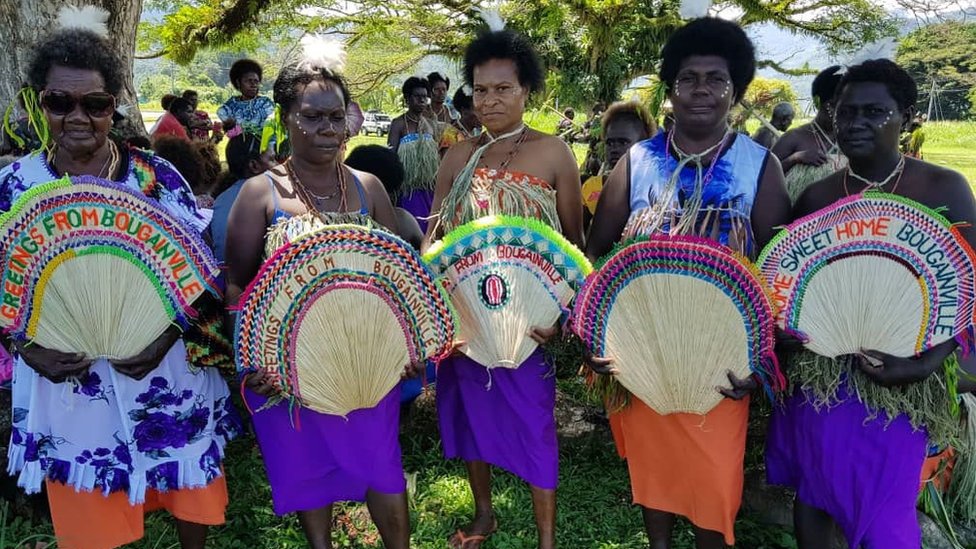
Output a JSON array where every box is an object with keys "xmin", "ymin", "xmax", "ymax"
[
  {"xmin": 153, "ymin": 136, "xmax": 205, "ymax": 193},
  {"xmin": 225, "ymin": 133, "xmax": 264, "ymax": 179},
  {"xmin": 463, "ymin": 30, "xmax": 545, "ymax": 94},
  {"xmin": 811, "ymin": 65, "xmax": 843, "ymax": 104},
  {"xmin": 402, "ymin": 77, "xmax": 430, "ymax": 99},
  {"xmin": 837, "ymin": 59, "xmax": 918, "ymax": 111},
  {"xmin": 659, "ymin": 18, "xmax": 756, "ymax": 102},
  {"xmin": 345, "ymin": 144, "xmax": 404, "ymax": 196},
  {"xmin": 427, "ymin": 72, "xmax": 451, "ymax": 89},
  {"xmin": 452, "ymin": 87, "xmax": 474, "ymax": 112},
  {"xmin": 229, "ymin": 59, "xmax": 263, "ymax": 90},
  {"xmin": 167, "ymin": 97, "xmax": 192, "ymax": 115},
  {"xmin": 272, "ymin": 63, "xmax": 351, "ymax": 114},
  {"xmin": 27, "ymin": 29, "xmax": 124, "ymax": 96}
]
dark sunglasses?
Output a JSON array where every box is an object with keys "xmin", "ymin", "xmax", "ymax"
[{"xmin": 40, "ymin": 90, "xmax": 116, "ymax": 118}]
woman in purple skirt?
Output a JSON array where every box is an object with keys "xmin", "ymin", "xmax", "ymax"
[
  {"xmin": 766, "ymin": 60, "xmax": 976, "ymax": 549},
  {"xmin": 224, "ymin": 42, "xmax": 412, "ymax": 549},
  {"xmin": 425, "ymin": 30, "xmax": 583, "ymax": 549}
]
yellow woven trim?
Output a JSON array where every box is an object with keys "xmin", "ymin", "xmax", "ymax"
[{"xmin": 26, "ymin": 249, "xmax": 76, "ymax": 338}]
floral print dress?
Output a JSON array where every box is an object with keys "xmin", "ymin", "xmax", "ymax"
[{"xmin": 0, "ymin": 148, "xmax": 241, "ymax": 504}]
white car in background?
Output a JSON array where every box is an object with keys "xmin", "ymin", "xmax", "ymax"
[{"xmin": 362, "ymin": 112, "xmax": 392, "ymax": 136}]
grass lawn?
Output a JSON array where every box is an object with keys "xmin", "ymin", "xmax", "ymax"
[{"xmin": 0, "ymin": 380, "xmax": 797, "ymax": 548}]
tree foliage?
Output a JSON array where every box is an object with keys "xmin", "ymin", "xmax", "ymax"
[
  {"xmin": 138, "ymin": 0, "xmax": 898, "ymax": 108},
  {"xmin": 744, "ymin": 76, "xmax": 799, "ymax": 117},
  {"xmin": 896, "ymin": 21, "xmax": 976, "ymax": 120}
]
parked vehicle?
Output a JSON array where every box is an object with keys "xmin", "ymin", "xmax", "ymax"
[{"xmin": 362, "ymin": 112, "xmax": 392, "ymax": 136}]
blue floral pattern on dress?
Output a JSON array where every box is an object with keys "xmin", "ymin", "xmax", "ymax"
[{"xmin": 1, "ymin": 153, "xmax": 241, "ymax": 503}]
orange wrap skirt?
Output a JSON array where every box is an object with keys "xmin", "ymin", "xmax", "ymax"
[
  {"xmin": 46, "ymin": 476, "xmax": 228, "ymax": 549},
  {"xmin": 610, "ymin": 396, "xmax": 749, "ymax": 545}
]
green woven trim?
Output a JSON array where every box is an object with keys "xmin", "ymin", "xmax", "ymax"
[
  {"xmin": 787, "ymin": 350, "xmax": 961, "ymax": 447},
  {"xmin": 862, "ymin": 189, "xmax": 955, "ymax": 229},
  {"xmin": 0, "ymin": 176, "xmax": 72, "ymax": 227},
  {"xmin": 423, "ymin": 214, "xmax": 592, "ymax": 277}
]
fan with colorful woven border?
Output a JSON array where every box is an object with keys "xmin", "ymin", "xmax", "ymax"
[
  {"xmin": 235, "ymin": 224, "xmax": 455, "ymax": 417},
  {"xmin": 0, "ymin": 176, "xmax": 219, "ymax": 360},
  {"xmin": 757, "ymin": 191, "xmax": 976, "ymax": 358},
  {"xmin": 570, "ymin": 235, "xmax": 783, "ymax": 415},
  {"xmin": 423, "ymin": 215, "xmax": 591, "ymax": 369}
]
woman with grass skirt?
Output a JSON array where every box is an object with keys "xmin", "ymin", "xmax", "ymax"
[
  {"xmin": 424, "ymin": 30, "xmax": 583, "ymax": 549},
  {"xmin": 390, "ymin": 76, "xmax": 440, "ymax": 234},
  {"xmin": 584, "ymin": 18, "xmax": 791, "ymax": 549},
  {"xmin": 764, "ymin": 59, "xmax": 976, "ymax": 549},
  {"xmin": 223, "ymin": 42, "xmax": 412, "ymax": 549},
  {"xmin": 771, "ymin": 65, "xmax": 848, "ymax": 205}
]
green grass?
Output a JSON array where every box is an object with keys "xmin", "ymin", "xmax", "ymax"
[{"xmin": 0, "ymin": 381, "xmax": 796, "ymax": 548}]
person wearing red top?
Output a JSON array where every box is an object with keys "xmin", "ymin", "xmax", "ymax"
[{"xmin": 151, "ymin": 97, "xmax": 193, "ymax": 142}]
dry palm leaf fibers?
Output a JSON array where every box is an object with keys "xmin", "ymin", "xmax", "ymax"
[
  {"xmin": 0, "ymin": 175, "xmax": 219, "ymax": 360},
  {"xmin": 948, "ymin": 393, "xmax": 976, "ymax": 523},
  {"xmin": 571, "ymin": 234, "xmax": 783, "ymax": 416},
  {"xmin": 236, "ymin": 224, "xmax": 455, "ymax": 418},
  {"xmin": 423, "ymin": 215, "xmax": 591, "ymax": 370},
  {"xmin": 758, "ymin": 191, "xmax": 976, "ymax": 360},
  {"xmin": 264, "ymin": 211, "xmax": 376, "ymax": 257},
  {"xmin": 784, "ymin": 155, "xmax": 846, "ymax": 205},
  {"xmin": 397, "ymin": 131, "xmax": 440, "ymax": 195}
]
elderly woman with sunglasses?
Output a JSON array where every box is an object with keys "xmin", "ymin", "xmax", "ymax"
[{"xmin": 0, "ymin": 25, "xmax": 240, "ymax": 549}]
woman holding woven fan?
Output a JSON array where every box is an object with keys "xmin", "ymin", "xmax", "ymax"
[
  {"xmin": 585, "ymin": 18, "xmax": 791, "ymax": 549},
  {"xmin": 424, "ymin": 30, "xmax": 583, "ymax": 549},
  {"xmin": 223, "ymin": 39, "xmax": 411, "ymax": 549},
  {"xmin": 765, "ymin": 60, "xmax": 976, "ymax": 549},
  {"xmin": 0, "ymin": 11, "xmax": 240, "ymax": 549}
]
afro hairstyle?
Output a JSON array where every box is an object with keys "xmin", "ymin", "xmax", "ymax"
[
  {"xmin": 837, "ymin": 59, "xmax": 918, "ymax": 112},
  {"xmin": 345, "ymin": 144, "xmax": 405, "ymax": 196},
  {"xmin": 811, "ymin": 65, "xmax": 843, "ymax": 105},
  {"xmin": 463, "ymin": 30, "xmax": 544, "ymax": 94},
  {"xmin": 229, "ymin": 59, "xmax": 263, "ymax": 90},
  {"xmin": 427, "ymin": 72, "xmax": 451, "ymax": 89},
  {"xmin": 28, "ymin": 29, "xmax": 124, "ymax": 96},
  {"xmin": 659, "ymin": 18, "xmax": 756, "ymax": 102},
  {"xmin": 401, "ymin": 77, "xmax": 430, "ymax": 99}
]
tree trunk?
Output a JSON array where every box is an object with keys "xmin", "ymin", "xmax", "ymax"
[{"xmin": 0, "ymin": 0, "xmax": 146, "ymax": 139}]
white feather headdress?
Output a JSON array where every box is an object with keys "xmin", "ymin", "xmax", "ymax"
[
  {"xmin": 58, "ymin": 5, "xmax": 110, "ymax": 38},
  {"xmin": 679, "ymin": 0, "xmax": 712, "ymax": 19},
  {"xmin": 297, "ymin": 35, "xmax": 346, "ymax": 75},
  {"xmin": 478, "ymin": 6, "xmax": 506, "ymax": 32}
]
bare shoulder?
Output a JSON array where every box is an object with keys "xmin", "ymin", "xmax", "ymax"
[
  {"xmin": 347, "ymin": 166, "xmax": 385, "ymax": 196},
  {"xmin": 240, "ymin": 170, "xmax": 274, "ymax": 198},
  {"xmin": 441, "ymin": 138, "xmax": 478, "ymax": 174}
]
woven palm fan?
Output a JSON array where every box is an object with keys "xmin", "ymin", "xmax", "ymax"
[
  {"xmin": 758, "ymin": 191, "xmax": 976, "ymax": 358},
  {"xmin": 236, "ymin": 224, "xmax": 455, "ymax": 417},
  {"xmin": 570, "ymin": 235, "xmax": 782, "ymax": 415},
  {"xmin": 0, "ymin": 176, "xmax": 219, "ymax": 360},
  {"xmin": 423, "ymin": 215, "xmax": 591, "ymax": 369}
]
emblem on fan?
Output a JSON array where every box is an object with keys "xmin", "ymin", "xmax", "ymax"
[{"xmin": 479, "ymin": 272, "xmax": 510, "ymax": 309}]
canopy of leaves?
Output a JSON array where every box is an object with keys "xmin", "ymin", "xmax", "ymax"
[
  {"xmin": 139, "ymin": 0, "xmax": 897, "ymax": 108},
  {"xmin": 744, "ymin": 76, "xmax": 799, "ymax": 117},
  {"xmin": 896, "ymin": 21, "xmax": 976, "ymax": 120}
]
